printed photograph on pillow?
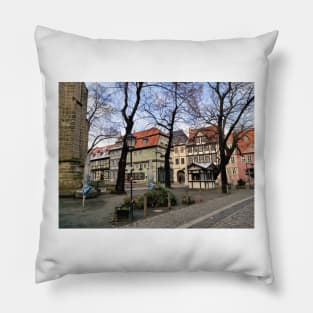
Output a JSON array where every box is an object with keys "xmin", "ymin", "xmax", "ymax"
[{"xmin": 59, "ymin": 82, "xmax": 255, "ymax": 229}]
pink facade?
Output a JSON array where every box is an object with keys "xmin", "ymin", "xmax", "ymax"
[{"xmin": 226, "ymin": 129, "xmax": 254, "ymax": 186}]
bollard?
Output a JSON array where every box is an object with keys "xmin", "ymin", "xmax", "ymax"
[
  {"xmin": 82, "ymin": 195, "xmax": 85, "ymax": 209},
  {"xmin": 144, "ymin": 194, "xmax": 148, "ymax": 218},
  {"xmin": 167, "ymin": 192, "xmax": 171, "ymax": 210}
]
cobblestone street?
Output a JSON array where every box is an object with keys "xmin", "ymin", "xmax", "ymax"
[
  {"xmin": 126, "ymin": 189, "xmax": 254, "ymax": 228},
  {"xmin": 213, "ymin": 202, "xmax": 254, "ymax": 228},
  {"xmin": 189, "ymin": 199, "xmax": 254, "ymax": 228},
  {"xmin": 59, "ymin": 187, "xmax": 254, "ymax": 228}
]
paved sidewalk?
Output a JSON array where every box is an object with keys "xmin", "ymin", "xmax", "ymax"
[
  {"xmin": 189, "ymin": 199, "xmax": 254, "ymax": 228},
  {"xmin": 209, "ymin": 202, "xmax": 254, "ymax": 228},
  {"xmin": 125, "ymin": 189, "xmax": 254, "ymax": 228}
]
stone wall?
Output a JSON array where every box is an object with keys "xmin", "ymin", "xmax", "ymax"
[{"xmin": 59, "ymin": 82, "xmax": 88, "ymax": 196}]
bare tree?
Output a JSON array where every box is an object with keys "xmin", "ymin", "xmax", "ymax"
[
  {"xmin": 144, "ymin": 82, "xmax": 202, "ymax": 188},
  {"xmin": 115, "ymin": 82, "xmax": 144, "ymax": 193},
  {"xmin": 87, "ymin": 83, "xmax": 120, "ymax": 153},
  {"xmin": 188, "ymin": 82, "xmax": 254, "ymax": 193}
]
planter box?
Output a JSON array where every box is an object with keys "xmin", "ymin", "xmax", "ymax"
[{"xmin": 114, "ymin": 207, "xmax": 130, "ymax": 222}]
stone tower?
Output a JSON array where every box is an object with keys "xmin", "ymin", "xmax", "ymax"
[{"xmin": 59, "ymin": 82, "xmax": 88, "ymax": 196}]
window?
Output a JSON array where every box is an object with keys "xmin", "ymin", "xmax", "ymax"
[
  {"xmin": 241, "ymin": 156, "xmax": 246, "ymax": 163},
  {"xmin": 210, "ymin": 144, "xmax": 216, "ymax": 151},
  {"xmin": 143, "ymin": 137, "xmax": 148, "ymax": 144},
  {"xmin": 247, "ymin": 154, "xmax": 252, "ymax": 162},
  {"xmin": 174, "ymin": 147, "xmax": 178, "ymax": 154},
  {"xmin": 199, "ymin": 145, "xmax": 203, "ymax": 152},
  {"xmin": 188, "ymin": 146, "xmax": 193, "ymax": 154},
  {"xmin": 192, "ymin": 173, "xmax": 200, "ymax": 181},
  {"xmin": 194, "ymin": 146, "xmax": 198, "ymax": 153},
  {"xmin": 231, "ymin": 156, "xmax": 235, "ymax": 163},
  {"xmin": 202, "ymin": 136, "xmax": 207, "ymax": 143},
  {"xmin": 175, "ymin": 158, "xmax": 179, "ymax": 165},
  {"xmin": 242, "ymin": 135, "xmax": 249, "ymax": 141},
  {"xmin": 232, "ymin": 168, "xmax": 237, "ymax": 175},
  {"xmin": 194, "ymin": 156, "xmax": 198, "ymax": 162},
  {"xmin": 212, "ymin": 154, "xmax": 216, "ymax": 163},
  {"xmin": 188, "ymin": 157, "xmax": 193, "ymax": 164},
  {"xmin": 180, "ymin": 146, "xmax": 184, "ymax": 153},
  {"xmin": 181, "ymin": 158, "xmax": 185, "ymax": 165},
  {"xmin": 199, "ymin": 155, "xmax": 204, "ymax": 162},
  {"xmin": 196, "ymin": 136, "xmax": 201, "ymax": 144},
  {"xmin": 132, "ymin": 172, "xmax": 145, "ymax": 180},
  {"xmin": 204, "ymin": 144, "xmax": 209, "ymax": 151}
]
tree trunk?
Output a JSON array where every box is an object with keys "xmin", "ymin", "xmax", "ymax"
[
  {"xmin": 114, "ymin": 82, "xmax": 143, "ymax": 193},
  {"xmin": 220, "ymin": 161, "xmax": 228, "ymax": 193},
  {"xmin": 115, "ymin": 123, "xmax": 133, "ymax": 193},
  {"xmin": 115, "ymin": 139, "xmax": 128, "ymax": 193},
  {"xmin": 163, "ymin": 83, "xmax": 178, "ymax": 189},
  {"xmin": 219, "ymin": 142, "xmax": 228, "ymax": 193},
  {"xmin": 164, "ymin": 136, "xmax": 172, "ymax": 188}
]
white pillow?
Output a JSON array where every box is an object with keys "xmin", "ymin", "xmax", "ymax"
[{"xmin": 35, "ymin": 26, "xmax": 278, "ymax": 283}]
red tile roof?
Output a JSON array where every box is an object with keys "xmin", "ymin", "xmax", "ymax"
[
  {"xmin": 132, "ymin": 127, "xmax": 167, "ymax": 149},
  {"xmin": 236, "ymin": 129, "xmax": 254, "ymax": 154},
  {"xmin": 187, "ymin": 126, "xmax": 218, "ymax": 144},
  {"xmin": 90, "ymin": 144, "xmax": 114, "ymax": 157},
  {"xmin": 227, "ymin": 128, "xmax": 254, "ymax": 154}
]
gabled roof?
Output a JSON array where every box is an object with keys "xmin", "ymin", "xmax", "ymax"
[
  {"xmin": 108, "ymin": 142, "xmax": 123, "ymax": 151},
  {"xmin": 187, "ymin": 126, "xmax": 218, "ymax": 144},
  {"xmin": 172, "ymin": 129, "xmax": 188, "ymax": 145},
  {"xmin": 228, "ymin": 128, "xmax": 254, "ymax": 154},
  {"xmin": 90, "ymin": 144, "xmax": 114, "ymax": 160},
  {"xmin": 132, "ymin": 127, "xmax": 167, "ymax": 149},
  {"xmin": 188, "ymin": 162, "xmax": 218, "ymax": 170},
  {"xmin": 103, "ymin": 127, "xmax": 167, "ymax": 152}
]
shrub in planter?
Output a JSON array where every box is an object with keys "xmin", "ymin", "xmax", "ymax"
[
  {"xmin": 121, "ymin": 185, "xmax": 176, "ymax": 210},
  {"xmin": 123, "ymin": 195, "xmax": 144, "ymax": 210},
  {"xmin": 146, "ymin": 185, "xmax": 177, "ymax": 207}
]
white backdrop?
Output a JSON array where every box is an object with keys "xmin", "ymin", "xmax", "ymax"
[{"xmin": 0, "ymin": 0, "xmax": 312, "ymax": 312}]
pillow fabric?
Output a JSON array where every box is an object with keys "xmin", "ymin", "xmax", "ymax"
[{"xmin": 35, "ymin": 26, "xmax": 278, "ymax": 283}]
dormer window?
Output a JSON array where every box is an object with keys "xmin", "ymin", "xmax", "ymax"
[{"xmin": 143, "ymin": 137, "xmax": 148, "ymax": 144}]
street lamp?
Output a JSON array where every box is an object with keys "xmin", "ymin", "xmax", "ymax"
[{"xmin": 126, "ymin": 133, "xmax": 137, "ymax": 222}]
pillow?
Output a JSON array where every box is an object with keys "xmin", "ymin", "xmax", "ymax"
[{"xmin": 35, "ymin": 26, "xmax": 278, "ymax": 283}]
